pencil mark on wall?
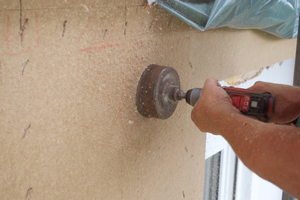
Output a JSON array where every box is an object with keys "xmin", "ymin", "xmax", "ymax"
[
  {"xmin": 79, "ymin": 44, "xmax": 122, "ymax": 52},
  {"xmin": 19, "ymin": 0, "xmax": 29, "ymax": 46},
  {"xmin": 91, "ymin": 18, "xmax": 104, "ymax": 42},
  {"xmin": 124, "ymin": 22, "xmax": 128, "ymax": 36},
  {"xmin": 96, "ymin": 44, "xmax": 121, "ymax": 50},
  {"xmin": 78, "ymin": 17, "xmax": 122, "ymax": 52},
  {"xmin": 20, "ymin": 18, "xmax": 29, "ymax": 46},
  {"xmin": 22, "ymin": 124, "xmax": 31, "ymax": 139},
  {"xmin": 77, "ymin": 19, "xmax": 90, "ymax": 43},
  {"xmin": 168, "ymin": 16, "xmax": 173, "ymax": 27},
  {"xmin": 124, "ymin": 6, "xmax": 128, "ymax": 36},
  {"xmin": 25, "ymin": 187, "xmax": 33, "ymax": 199},
  {"xmin": 19, "ymin": 0, "xmax": 23, "ymax": 33},
  {"xmin": 149, "ymin": 19, "xmax": 154, "ymax": 29},
  {"xmin": 6, "ymin": 12, "xmax": 40, "ymax": 56},
  {"xmin": 22, "ymin": 60, "xmax": 29, "ymax": 75},
  {"xmin": 62, "ymin": 20, "xmax": 67, "ymax": 37},
  {"xmin": 102, "ymin": 29, "xmax": 107, "ymax": 41},
  {"xmin": 185, "ymin": 147, "xmax": 188, "ymax": 152}
]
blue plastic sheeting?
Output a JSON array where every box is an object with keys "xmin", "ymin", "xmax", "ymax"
[{"xmin": 154, "ymin": 0, "xmax": 300, "ymax": 39}]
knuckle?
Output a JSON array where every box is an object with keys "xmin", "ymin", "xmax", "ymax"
[
  {"xmin": 250, "ymin": 81, "xmax": 266, "ymax": 91},
  {"xmin": 254, "ymin": 81, "xmax": 264, "ymax": 87},
  {"xmin": 206, "ymin": 77, "xmax": 216, "ymax": 83}
]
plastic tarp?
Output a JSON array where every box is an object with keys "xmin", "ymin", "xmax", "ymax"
[{"xmin": 149, "ymin": 0, "xmax": 300, "ymax": 39}]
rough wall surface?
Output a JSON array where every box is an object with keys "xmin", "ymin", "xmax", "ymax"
[{"xmin": 0, "ymin": 0, "xmax": 296, "ymax": 199}]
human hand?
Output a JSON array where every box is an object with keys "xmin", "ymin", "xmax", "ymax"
[
  {"xmin": 249, "ymin": 81, "xmax": 300, "ymax": 124},
  {"xmin": 191, "ymin": 78, "xmax": 241, "ymax": 134}
]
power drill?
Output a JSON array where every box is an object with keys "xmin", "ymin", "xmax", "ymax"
[{"xmin": 185, "ymin": 87, "xmax": 275, "ymax": 122}]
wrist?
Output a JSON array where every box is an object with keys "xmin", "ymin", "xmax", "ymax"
[{"xmin": 215, "ymin": 111, "xmax": 257, "ymax": 138}]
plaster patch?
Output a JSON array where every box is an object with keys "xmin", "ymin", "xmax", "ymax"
[{"xmin": 225, "ymin": 67, "xmax": 265, "ymax": 86}]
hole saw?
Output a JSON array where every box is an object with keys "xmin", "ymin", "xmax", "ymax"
[{"xmin": 136, "ymin": 65, "xmax": 275, "ymax": 122}]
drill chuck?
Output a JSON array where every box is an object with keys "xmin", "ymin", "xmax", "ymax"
[
  {"xmin": 170, "ymin": 87, "xmax": 202, "ymax": 106},
  {"xmin": 185, "ymin": 88, "xmax": 202, "ymax": 106}
]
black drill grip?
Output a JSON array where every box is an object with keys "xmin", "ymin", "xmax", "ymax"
[{"xmin": 185, "ymin": 88, "xmax": 202, "ymax": 106}]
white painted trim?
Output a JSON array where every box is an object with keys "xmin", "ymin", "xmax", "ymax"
[{"xmin": 218, "ymin": 144, "xmax": 236, "ymax": 200}]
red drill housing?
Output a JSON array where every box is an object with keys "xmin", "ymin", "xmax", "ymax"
[{"xmin": 224, "ymin": 87, "xmax": 275, "ymax": 122}]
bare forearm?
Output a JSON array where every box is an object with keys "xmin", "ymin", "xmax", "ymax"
[
  {"xmin": 217, "ymin": 113, "xmax": 300, "ymax": 198},
  {"xmin": 192, "ymin": 78, "xmax": 300, "ymax": 197}
]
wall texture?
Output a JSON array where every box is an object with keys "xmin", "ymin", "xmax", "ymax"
[{"xmin": 0, "ymin": 0, "xmax": 296, "ymax": 199}]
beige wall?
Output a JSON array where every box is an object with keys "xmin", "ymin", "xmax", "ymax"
[{"xmin": 0, "ymin": 0, "xmax": 296, "ymax": 199}]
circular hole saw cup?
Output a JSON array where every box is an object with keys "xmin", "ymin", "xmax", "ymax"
[{"xmin": 135, "ymin": 65, "xmax": 202, "ymax": 119}]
